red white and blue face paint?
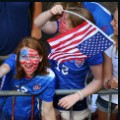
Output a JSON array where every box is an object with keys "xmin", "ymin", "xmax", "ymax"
[{"xmin": 19, "ymin": 48, "xmax": 41, "ymax": 77}]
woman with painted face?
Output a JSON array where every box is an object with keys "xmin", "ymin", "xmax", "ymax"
[{"xmin": 0, "ymin": 37, "xmax": 56, "ymax": 120}]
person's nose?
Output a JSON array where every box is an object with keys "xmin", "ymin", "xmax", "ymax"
[{"xmin": 26, "ymin": 58, "xmax": 31, "ymax": 63}]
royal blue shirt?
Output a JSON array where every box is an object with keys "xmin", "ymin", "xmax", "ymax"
[
  {"xmin": 51, "ymin": 53, "xmax": 103, "ymax": 110},
  {"xmin": 83, "ymin": 2, "xmax": 113, "ymax": 35},
  {"xmin": 0, "ymin": 2, "xmax": 32, "ymax": 55},
  {"xmin": 0, "ymin": 54, "xmax": 56, "ymax": 120}
]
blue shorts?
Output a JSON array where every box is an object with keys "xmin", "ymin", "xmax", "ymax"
[{"xmin": 96, "ymin": 96, "xmax": 117, "ymax": 113}]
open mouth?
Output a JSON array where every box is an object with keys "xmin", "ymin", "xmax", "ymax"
[{"xmin": 23, "ymin": 64, "xmax": 36, "ymax": 73}]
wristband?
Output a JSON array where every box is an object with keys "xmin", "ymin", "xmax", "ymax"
[{"xmin": 76, "ymin": 91, "xmax": 84, "ymax": 100}]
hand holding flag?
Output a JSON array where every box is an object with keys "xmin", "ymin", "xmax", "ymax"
[{"xmin": 48, "ymin": 10, "xmax": 114, "ymax": 64}]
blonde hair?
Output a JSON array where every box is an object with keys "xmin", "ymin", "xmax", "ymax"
[
  {"xmin": 112, "ymin": 6, "xmax": 118, "ymax": 52},
  {"xmin": 111, "ymin": 34, "xmax": 118, "ymax": 53}
]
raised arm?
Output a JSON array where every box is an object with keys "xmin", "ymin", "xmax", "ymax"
[
  {"xmin": 31, "ymin": 2, "xmax": 42, "ymax": 39},
  {"xmin": 34, "ymin": 4, "xmax": 64, "ymax": 34}
]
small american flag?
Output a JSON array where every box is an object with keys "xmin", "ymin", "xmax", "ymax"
[{"xmin": 48, "ymin": 13, "xmax": 113, "ymax": 64}]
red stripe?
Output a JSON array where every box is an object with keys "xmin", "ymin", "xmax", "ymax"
[
  {"xmin": 55, "ymin": 53, "xmax": 86, "ymax": 61},
  {"xmin": 48, "ymin": 50, "xmax": 80, "ymax": 59},
  {"xmin": 51, "ymin": 24, "xmax": 93, "ymax": 50},
  {"xmin": 50, "ymin": 52, "xmax": 82, "ymax": 60},
  {"xmin": 28, "ymin": 52, "xmax": 38, "ymax": 56},
  {"xmin": 29, "ymin": 49, "xmax": 37, "ymax": 52},
  {"xmin": 53, "ymin": 27, "xmax": 96, "ymax": 52},
  {"xmin": 31, "ymin": 96, "xmax": 35, "ymax": 120},
  {"xmin": 11, "ymin": 96, "xmax": 15, "ymax": 120},
  {"xmin": 48, "ymin": 20, "xmax": 97, "ymax": 63},
  {"xmin": 49, "ymin": 51, "xmax": 85, "ymax": 62},
  {"xmin": 48, "ymin": 21, "xmax": 88, "ymax": 43}
]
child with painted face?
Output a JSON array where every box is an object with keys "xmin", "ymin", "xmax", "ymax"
[{"xmin": 0, "ymin": 37, "xmax": 56, "ymax": 120}]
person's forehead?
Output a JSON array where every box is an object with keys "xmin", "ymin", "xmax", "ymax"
[{"xmin": 20, "ymin": 47, "xmax": 38, "ymax": 54}]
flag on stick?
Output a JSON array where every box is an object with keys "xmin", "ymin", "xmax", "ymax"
[{"xmin": 48, "ymin": 10, "xmax": 114, "ymax": 64}]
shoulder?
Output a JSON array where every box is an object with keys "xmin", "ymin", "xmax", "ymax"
[
  {"xmin": 83, "ymin": 2, "xmax": 111, "ymax": 15},
  {"xmin": 4, "ymin": 54, "xmax": 16, "ymax": 69},
  {"xmin": 34, "ymin": 68, "xmax": 55, "ymax": 83},
  {"xmin": 86, "ymin": 53, "xmax": 103, "ymax": 65},
  {"xmin": 4, "ymin": 53, "xmax": 16, "ymax": 63},
  {"xmin": 105, "ymin": 35, "xmax": 116, "ymax": 53},
  {"xmin": 104, "ymin": 44, "xmax": 116, "ymax": 58},
  {"xmin": 46, "ymin": 68, "xmax": 55, "ymax": 79}
]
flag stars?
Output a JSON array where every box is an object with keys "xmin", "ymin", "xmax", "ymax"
[{"xmin": 77, "ymin": 31, "xmax": 113, "ymax": 57}]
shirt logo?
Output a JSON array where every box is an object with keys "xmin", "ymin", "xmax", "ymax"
[
  {"xmin": 101, "ymin": 26, "xmax": 108, "ymax": 32},
  {"xmin": 33, "ymin": 84, "xmax": 41, "ymax": 91},
  {"xmin": 75, "ymin": 59, "xmax": 85, "ymax": 68}
]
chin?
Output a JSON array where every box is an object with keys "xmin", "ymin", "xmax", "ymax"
[{"xmin": 26, "ymin": 72, "xmax": 33, "ymax": 76}]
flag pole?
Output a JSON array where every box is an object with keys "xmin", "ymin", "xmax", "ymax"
[{"xmin": 63, "ymin": 10, "xmax": 114, "ymax": 42}]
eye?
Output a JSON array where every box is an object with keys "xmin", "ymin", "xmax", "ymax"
[
  {"xmin": 29, "ymin": 56, "xmax": 36, "ymax": 59},
  {"xmin": 20, "ymin": 55, "xmax": 28, "ymax": 60},
  {"xmin": 22, "ymin": 55, "xmax": 27, "ymax": 58}
]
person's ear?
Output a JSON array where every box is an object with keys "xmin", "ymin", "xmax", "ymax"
[{"xmin": 39, "ymin": 56, "xmax": 43, "ymax": 62}]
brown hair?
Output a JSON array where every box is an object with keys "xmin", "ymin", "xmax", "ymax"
[
  {"xmin": 15, "ymin": 37, "xmax": 50, "ymax": 79},
  {"xmin": 66, "ymin": 7, "xmax": 95, "ymax": 28},
  {"xmin": 52, "ymin": 2, "xmax": 82, "ymax": 9},
  {"xmin": 112, "ymin": 6, "xmax": 118, "ymax": 52},
  {"xmin": 50, "ymin": 2, "xmax": 83, "ymax": 21},
  {"xmin": 55, "ymin": 2, "xmax": 95, "ymax": 26}
]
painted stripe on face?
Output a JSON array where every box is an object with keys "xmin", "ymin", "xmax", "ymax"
[
  {"xmin": 19, "ymin": 49, "xmax": 40, "ymax": 62},
  {"xmin": 19, "ymin": 49, "xmax": 28, "ymax": 61},
  {"xmin": 19, "ymin": 48, "xmax": 40, "ymax": 77}
]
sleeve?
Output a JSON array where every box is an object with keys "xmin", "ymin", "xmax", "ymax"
[
  {"xmin": 39, "ymin": 78, "xmax": 55, "ymax": 102},
  {"xmin": 54, "ymin": 20, "xmax": 59, "ymax": 35},
  {"xmin": 86, "ymin": 53, "xmax": 103, "ymax": 66},
  {"xmin": 3, "ymin": 54, "xmax": 16, "ymax": 70},
  {"xmin": 83, "ymin": 2, "xmax": 113, "ymax": 36}
]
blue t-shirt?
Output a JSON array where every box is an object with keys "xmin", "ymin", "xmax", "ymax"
[
  {"xmin": 83, "ymin": 2, "xmax": 113, "ymax": 35},
  {"xmin": 50, "ymin": 53, "xmax": 103, "ymax": 110},
  {"xmin": 0, "ymin": 2, "xmax": 32, "ymax": 55},
  {"xmin": 0, "ymin": 54, "xmax": 55, "ymax": 120}
]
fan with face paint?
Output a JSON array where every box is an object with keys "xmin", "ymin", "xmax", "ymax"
[{"xmin": 19, "ymin": 47, "xmax": 43, "ymax": 78}]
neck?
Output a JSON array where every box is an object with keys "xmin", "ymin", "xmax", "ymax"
[
  {"xmin": 26, "ymin": 74, "xmax": 33, "ymax": 79},
  {"xmin": 26, "ymin": 76, "xmax": 31, "ymax": 79}
]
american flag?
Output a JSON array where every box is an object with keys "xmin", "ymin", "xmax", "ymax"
[{"xmin": 48, "ymin": 15, "xmax": 113, "ymax": 64}]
